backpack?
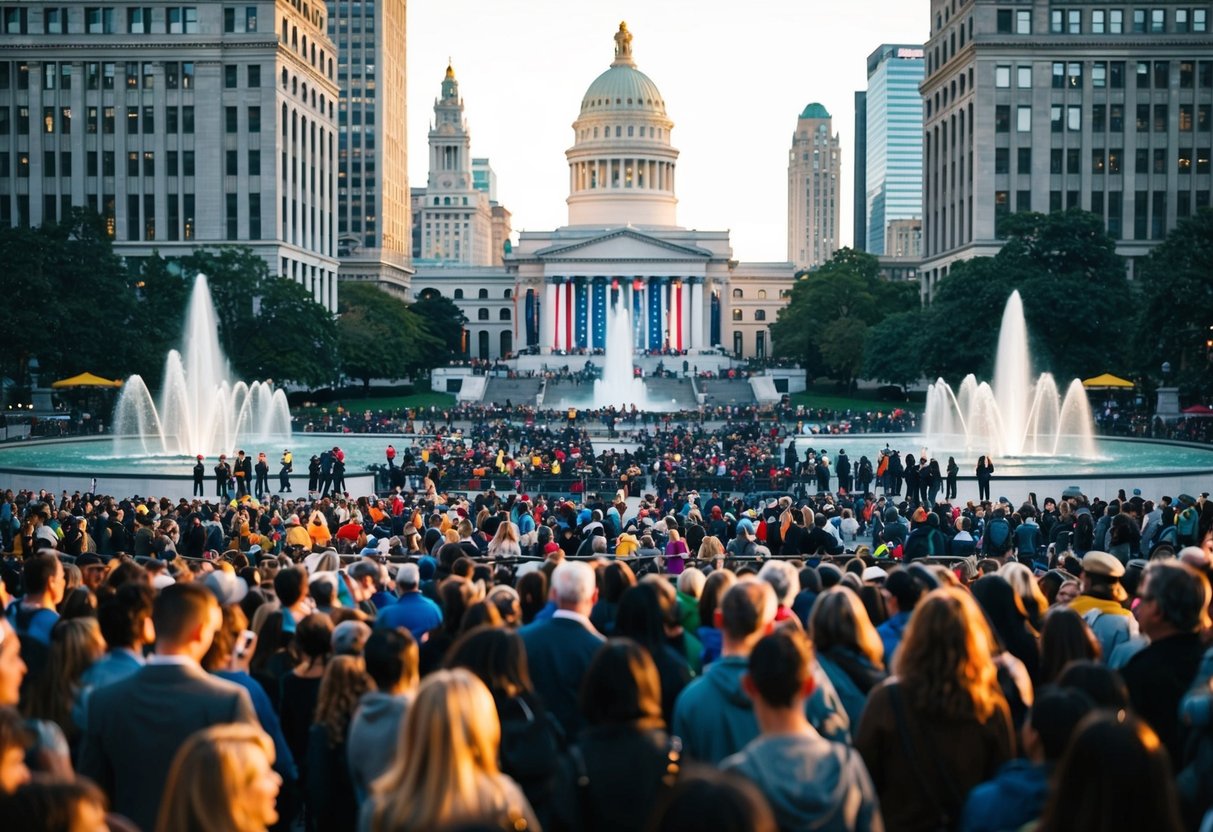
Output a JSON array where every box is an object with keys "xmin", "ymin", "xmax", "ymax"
[
  {"xmin": 984, "ymin": 518, "xmax": 1012, "ymax": 554},
  {"xmin": 1178, "ymin": 507, "xmax": 1200, "ymax": 542}
]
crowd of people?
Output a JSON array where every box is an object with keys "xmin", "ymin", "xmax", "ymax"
[{"xmin": 2, "ymin": 469, "xmax": 1213, "ymax": 832}]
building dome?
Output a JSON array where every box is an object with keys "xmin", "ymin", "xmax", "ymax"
[
  {"xmin": 566, "ymin": 22, "xmax": 680, "ymax": 229},
  {"xmin": 799, "ymin": 102, "xmax": 831, "ymax": 119}
]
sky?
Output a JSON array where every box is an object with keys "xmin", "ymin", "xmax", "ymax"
[{"xmin": 406, "ymin": 0, "xmax": 929, "ymax": 262}]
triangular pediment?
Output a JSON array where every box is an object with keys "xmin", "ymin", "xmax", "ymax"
[{"xmin": 533, "ymin": 228, "xmax": 714, "ymax": 261}]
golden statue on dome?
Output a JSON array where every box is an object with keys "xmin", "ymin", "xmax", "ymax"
[{"xmin": 613, "ymin": 21, "xmax": 634, "ymax": 65}]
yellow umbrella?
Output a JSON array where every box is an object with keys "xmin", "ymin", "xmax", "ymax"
[
  {"xmin": 50, "ymin": 372, "xmax": 124, "ymax": 389},
  {"xmin": 1081, "ymin": 373, "xmax": 1134, "ymax": 389}
]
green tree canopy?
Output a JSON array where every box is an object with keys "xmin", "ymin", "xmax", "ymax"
[
  {"xmin": 337, "ymin": 282, "xmax": 443, "ymax": 390},
  {"xmin": 771, "ymin": 247, "xmax": 917, "ymax": 384},
  {"xmin": 411, "ymin": 292, "xmax": 469, "ymax": 360},
  {"xmin": 1134, "ymin": 208, "xmax": 1213, "ymax": 391}
]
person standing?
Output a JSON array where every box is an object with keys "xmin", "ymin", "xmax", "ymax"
[
  {"xmin": 946, "ymin": 456, "xmax": 959, "ymax": 501},
  {"xmin": 214, "ymin": 455, "xmax": 232, "ymax": 500},
  {"xmin": 976, "ymin": 455, "xmax": 994, "ymax": 502},
  {"xmin": 254, "ymin": 453, "xmax": 270, "ymax": 500},
  {"xmin": 903, "ymin": 455, "xmax": 920, "ymax": 505},
  {"xmin": 385, "ymin": 445, "xmax": 396, "ymax": 470},
  {"xmin": 927, "ymin": 459, "xmax": 943, "ymax": 506},
  {"xmin": 331, "ymin": 450, "xmax": 346, "ymax": 497},
  {"xmin": 233, "ymin": 451, "xmax": 249, "ymax": 498},
  {"xmin": 307, "ymin": 455, "xmax": 320, "ymax": 494},
  {"xmin": 192, "ymin": 455, "xmax": 205, "ymax": 497},
  {"xmin": 78, "ymin": 583, "xmax": 257, "ymax": 832},
  {"xmin": 318, "ymin": 450, "xmax": 333, "ymax": 497},
  {"xmin": 836, "ymin": 449, "xmax": 851, "ymax": 494},
  {"xmin": 279, "ymin": 450, "xmax": 293, "ymax": 493}
]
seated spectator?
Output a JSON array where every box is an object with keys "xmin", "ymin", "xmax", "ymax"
[{"xmin": 723, "ymin": 627, "xmax": 881, "ymax": 832}]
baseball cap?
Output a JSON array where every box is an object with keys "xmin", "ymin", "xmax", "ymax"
[{"xmin": 331, "ymin": 620, "xmax": 371, "ymax": 656}]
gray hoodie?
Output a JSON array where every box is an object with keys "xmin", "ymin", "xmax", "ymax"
[
  {"xmin": 347, "ymin": 692, "xmax": 410, "ymax": 803},
  {"xmin": 722, "ymin": 732, "xmax": 883, "ymax": 832}
]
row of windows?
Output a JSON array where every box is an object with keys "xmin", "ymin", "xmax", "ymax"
[
  {"xmin": 994, "ymin": 189, "xmax": 1209, "ymax": 239},
  {"xmin": 0, "ymin": 103, "xmax": 201, "ymax": 135},
  {"xmin": 993, "ymin": 102, "xmax": 1213, "ymax": 135},
  {"xmin": 1048, "ymin": 7, "xmax": 1208, "ymax": 34},
  {"xmin": 730, "ymin": 309, "xmax": 768, "ymax": 322},
  {"xmin": 0, "ymin": 149, "xmax": 198, "ymax": 178},
  {"xmin": 1, "ymin": 5, "xmax": 198, "ymax": 35},
  {"xmin": 577, "ymin": 124, "xmax": 665, "ymax": 142},
  {"xmin": 0, "ymin": 60, "xmax": 197, "ymax": 92},
  {"xmin": 994, "ymin": 145, "xmax": 1211, "ymax": 175}
]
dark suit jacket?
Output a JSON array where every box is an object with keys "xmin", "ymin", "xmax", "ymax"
[
  {"xmin": 78, "ymin": 661, "xmax": 257, "ymax": 832},
  {"xmin": 520, "ymin": 615, "xmax": 605, "ymax": 741}
]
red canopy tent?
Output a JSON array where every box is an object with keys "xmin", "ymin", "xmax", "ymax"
[{"xmin": 1182, "ymin": 404, "xmax": 1213, "ymax": 417}]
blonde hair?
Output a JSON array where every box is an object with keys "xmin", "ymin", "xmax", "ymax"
[
  {"xmin": 809, "ymin": 588, "xmax": 885, "ymax": 669},
  {"xmin": 370, "ymin": 669, "xmax": 522, "ymax": 832},
  {"xmin": 677, "ymin": 568, "xmax": 707, "ymax": 599},
  {"xmin": 313, "ymin": 655, "xmax": 372, "ymax": 747},
  {"xmin": 895, "ymin": 587, "xmax": 1007, "ymax": 722},
  {"xmin": 155, "ymin": 724, "xmax": 278, "ymax": 832},
  {"xmin": 1000, "ymin": 561, "xmax": 1048, "ymax": 625},
  {"xmin": 697, "ymin": 536, "xmax": 724, "ymax": 560},
  {"xmin": 491, "ymin": 521, "xmax": 519, "ymax": 546}
]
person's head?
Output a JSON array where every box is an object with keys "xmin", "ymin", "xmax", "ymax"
[
  {"xmin": 599, "ymin": 561, "xmax": 637, "ymax": 604},
  {"xmin": 757, "ymin": 560, "xmax": 800, "ymax": 608},
  {"xmin": 970, "ymin": 574, "xmax": 1031, "ymax": 648},
  {"xmin": 23, "ymin": 553, "xmax": 64, "ymax": 606},
  {"xmin": 743, "ymin": 627, "xmax": 816, "ymax": 712},
  {"xmin": 1038, "ymin": 606, "xmax": 1102, "ymax": 684},
  {"xmin": 550, "ymin": 561, "xmax": 598, "ymax": 615},
  {"xmin": 648, "ymin": 768, "xmax": 778, "ymax": 832},
  {"xmin": 273, "ymin": 566, "xmax": 308, "ymax": 609},
  {"xmin": 294, "ymin": 613, "xmax": 334, "ymax": 666},
  {"xmin": 896, "ymin": 587, "xmax": 1005, "ymax": 721},
  {"xmin": 580, "ymin": 638, "xmax": 663, "ymax": 726},
  {"xmin": 1021, "ymin": 687, "xmax": 1094, "ymax": 764},
  {"xmin": 1054, "ymin": 659, "xmax": 1130, "ymax": 709},
  {"xmin": 155, "ymin": 724, "xmax": 281, "ymax": 832},
  {"xmin": 1135, "ymin": 561, "xmax": 1211, "ymax": 640},
  {"xmin": 881, "ymin": 566, "xmax": 925, "ymax": 616},
  {"xmin": 0, "ymin": 707, "xmax": 31, "ymax": 795},
  {"xmin": 445, "ymin": 626, "xmax": 533, "ymax": 699},
  {"xmin": 698, "ymin": 569, "xmax": 737, "ymax": 631},
  {"xmin": 1079, "ymin": 552, "xmax": 1128, "ymax": 602},
  {"xmin": 3, "ymin": 776, "xmax": 108, "ymax": 832},
  {"xmin": 315, "ymin": 655, "xmax": 372, "ymax": 747},
  {"xmin": 717, "ymin": 579, "xmax": 778, "ymax": 654},
  {"xmin": 371, "ymin": 669, "xmax": 507, "ymax": 831},
  {"xmin": 363, "ymin": 628, "xmax": 419, "ymax": 696},
  {"xmin": 0, "ymin": 620, "xmax": 25, "ymax": 708},
  {"xmin": 809, "ymin": 587, "xmax": 885, "ymax": 669},
  {"xmin": 1037, "ymin": 712, "xmax": 1184, "ymax": 832},
  {"xmin": 516, "ymin": 570, "xmax": 548, "ymax": 624},
  {"xmin": 331, "ymin": 619, "xmax": 372, "ymax": 657},
  {"xmin": 97, "ymin": 582, "xmax": 156, "ymax": 652},
  {"xmin": 676, "ymin": 568, "xmax": 706, "ymax": 600},
  {"xmin": 153, "ymin": 582, "xmax": 222, "ymax": 661}
]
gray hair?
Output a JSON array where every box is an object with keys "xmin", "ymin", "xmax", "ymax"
[
  {"xmin": 758, "ymin": 560, "xmax": 801, "ymax": 607},
  {"xmin": 551, "ymin": 561, "xmax": 596, "ymax": 606}
]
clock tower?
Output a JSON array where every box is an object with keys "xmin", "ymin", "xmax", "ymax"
[{"xmin": 419, "ymin": 64, "xmax": 493, "ymax": 264}]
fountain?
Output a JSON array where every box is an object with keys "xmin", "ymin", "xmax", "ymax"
[
  {"xmin": 921, "ymin": 290, "xmax": 1098, "ymax": 459},
  {"xmin": 112, "ymin": 274, "xmax": 292, "ymax": 457},
  {"xmin": 592, "ymin": 299, "xmax": 652, "ymax": 410}
]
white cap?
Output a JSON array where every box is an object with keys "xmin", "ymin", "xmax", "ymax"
[{"xmin": 862, "ymin": 566, "xmax": 889, "ymax": 582}]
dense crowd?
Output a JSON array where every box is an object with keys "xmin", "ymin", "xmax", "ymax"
[{"xmin": 2, "ymin": 472, "xmax": 1213, "ymax": 832}]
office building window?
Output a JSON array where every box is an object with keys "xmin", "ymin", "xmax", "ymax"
[
  {"xmin": 1110, "ymin": 61, "xmax": 1124, "ymax": 88},
  {"xmin": 1179, "ymin": 147, "xmax": 1193, "ymax": 173},
  {"xmin": 142, "ymin": 105, "xmax": 154, "ymax": 134},
  {"xmin": 1052, "ymin": 106, "xmax": 1063, "ymax": 133},
  {"xmin": 1151, "ymin": 9, "xmax": 1166, "ymax": 32},
  {"xmin": 1155, "ymin": 61, "xmax": 1169, "ymax": 88},
  {"xmin": 226, "ymin": 150, "xmax": 238, "ymax": 176},
  {"xmin": 1017, "ymin": 10, "xmax": 1031, "ymax": 33},
  {"xmin": 1067, "ymin": 148, "xmax": 1081, "ymax": 174},
  {"xmin": 1196, "ymin": 10, "xmax": 1208, "ymax": 31},
  {"xmin": 995, "ymin": 105, "xmax": 1010, "ymax": 133},
  {"xmin": 226, "ymin": 193, "xmax": 238, "ymax": 240},
  {"xmin": 1050, "ymin": 10, "xmax": 1063, "ymax": 32},
  {"xmin": 248, "ymin": 65, "xmax": 260, "ymax": 88},
  {"xmin": 1137, "ymin": 61, "xmax": 1150, "ymax": 88},
  {"xmin": 127, "ymin": 6, "xmax": 151, "ymax": 33},
  {"xmin": 1093, "ymin": 104, "xmax": 1106, "ymax": 133},
  {"xmin": 1017, "ymin": 66, "xmax": 1032, "ymax": 88},
  {"xmin": 225, "ymin": 65, "xmax": 238, "ymax": 88},
  {"xmin": 1068, "ymin": 9, "xmax": 1081, "ymax": 33},
  {"xmin": 1092, "ymin": 9, "xmax": 1105, "ymax": 33},
  {"xmin": 1053, "ymin": 62, "xmax": 1065, "ymax": 88},
  {"xmin": 1181, "ymin": 61, "xmax": 1195, "ymax": 88},
  {"xmin": 1093, "ymin": 62, "xmax": 1106, "ymax": 87},
  {"xmin": 167, "ymin": 151, "xmax": 178, "ymax": 176},
  {"xmin": 182, "ymin": 106, "xmax": 194, "ymax": 134},
  {"xmin": 1108, "ymin": 150, "xmax": 1121, "ymax": 173},
  {"xmin": 1111, "ymin": 104, "xmax": 1124, "ymax": 132},
  {"xmin": 1110, "ymin": 10, "xmax": 1123, "ymax": 32},
  {"xmin": 1092, "ymin": 149, "xmax": 1106, "ymax": 173},
  {"xmin": 1181, "ymin": 104, "xmax": 1194, "ymax": 131},
  {"xmin": 225, "ymin": 106, "xmax": 238, "ymax": 133},
  {"xmin": 1068, "ymin": 106, "xmax": 1081, "ymax": 131},
  {"xmin": 248, "ymin": 106, "xmax": 260, "ymax": 132},
  {"xmin": 1017, "ymin": 106, "xmax": 1032, "ymax": 131},
  {"xmin": 1155, "ymin": 103, "xmax": 1168, "ymax": 132},
  {"xmin": 996, "ymin": 65, "xmax": 1011, "ymax": 88},
  {"xmin": 1152, "ymin": 192, "xmax": 1167, "ymax": 238},
  {"xmin": 249, "ymin": 194, "xmax": 260, "ymax": 240},
  {"xmin": 1017, "ymin": 147, "xmax": 1032, "ymax": 173},
  {"xmin": 1068, "ymin": 62, "xmax": 1082, "ymax": 88},
  {"xmin": 996, "ymin": 147, "xmax": 1010, "ymax": 174},
  {"xmin": 997, "ymin": 9, "xmax": 1012, "ymax": 33},
  {"xmin": 183, "ymin": 151, "xmax": 195, "ymax": 176},
  {"xmin": 1154, "ymin": 148, "xmax": 1168, "ymax": 173},
  {"xmin": 1176, "ymin": 9, "xmax": 1190, "ymax": 32}
]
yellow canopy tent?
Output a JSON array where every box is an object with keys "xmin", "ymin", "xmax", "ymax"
[
  {"xmin": 1081, "ymin": 373, "xmax": 1134, "ymax": 389},
  {"xmin": 50, "ymin": 372, "xmax": 124, "ymax": 389}
]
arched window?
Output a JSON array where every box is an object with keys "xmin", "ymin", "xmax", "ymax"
[
  {"xmin": 732, "ymin": 309, "xmax": 743, "ymax": 321},
  {"xmin": 418, "ymin": 288, "xmax": 441, "ymax": 301},
  {"xmin": 754, "ymin": 310, "xmax": 767, "ymax": 321},
  {"xmin": 732, "ymin": 288, "xmax": 743, "ymax": 299},
  {"xmin": 504, "ymin": 288, "xmax": 512, "ymax": 299},
  {"xmin": 453, "ymin": 289, "xmax": 464, "ymax": 299},
  {"xmin": 478, "ymin": 308, "xmax": 489, "ymax": 321},
  {"xmin": 499, "ymin": 308, "xmax": 511, "ymax": 320},
  {"xmin": 477, "ymin": 288, "xmax": 489, "ymax": 299},
  {"xmin": 757, "ymin": 289, "xmax": 767, "ymax": 299}
]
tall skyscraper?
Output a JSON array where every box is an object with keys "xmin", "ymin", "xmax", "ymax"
[
  {"xmin": 0, "ymin": 1, "xmax": 341, "ymax": 310},
  {"xmin": 854, "ymin": 90, "xmax": 868, "ymax": 251},
  {"xmin": 327, "ymin": 0, "xmax": 410, "ymax": 292},
  {"xmin": 864, "ymin": 44, "xmax": 925, "ymax": 255},
  {"xmin": 416, "ymin": 65, "xmax": 493, "ymax": 266},
  {"xmin": 920, "ymin": 0, "xmax": 1213, "ymax": 300},
  {"xmin": 787, "ymin": 103, "xmax": 841, "ymax": 270},
  {"xmin": 472, "ymin": 157, "xmax": 497, "ymax": 200}
]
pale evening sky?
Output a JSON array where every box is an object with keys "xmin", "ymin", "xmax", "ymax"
[{"xmin": 406, "ymin": 0, "xmax": 929, "ymax": 262}]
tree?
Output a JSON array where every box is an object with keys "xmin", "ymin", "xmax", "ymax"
[
  {"xmin": 241, "ymin": 278, "xmax": 338, "ymax": 387},
  {"xmin": 337, "ymin": 283, "xmax": 442, "ymax": 390},
  {"xmin": 125, "ymin": 254, "xmax": 191, "ymax": 390},
  {"xmin": 1134, "ymin": 209, "xmax": 1213, "ymax": 391},
  {"xmin": 863, "ymin": 311, "xmax": 926, "ymax": 389},
  {"xmin": 411, "ymin": 292, "xmax": 469, "ymax": 363},
  {"xmin": 771, "ymin": 247, "xmax": 916, "ymax": 384}
]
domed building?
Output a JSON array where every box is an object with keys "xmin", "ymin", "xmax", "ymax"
[{"xmin": 412, "ymin": 23, "xmax": 795, "ymax": 385}]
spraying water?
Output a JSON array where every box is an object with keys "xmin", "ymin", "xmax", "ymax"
[
  {"xmin": 592, "ymin": 299, "xmax": 651, "ymax": 410},
  {"xmin": 112, "ymin": 274, "xmax": 292, "ymax": 457}
]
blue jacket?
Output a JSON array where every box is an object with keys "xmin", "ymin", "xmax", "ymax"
[
  {"xmin": 215, "ymin": 670, "xmax": 298, "ymax": 782},
  {"xmin": 959, "ymin": 759, "xmax": 1050, "ymax": 832},
  {"xmin": 520, "ymin": 615, "xmax": 605, "ymax": 740},
  {"xmin": 877, "ymin": 611, "xmax": 912, "ymax": 668},
  {"xmin": 375, "ymin": 591, "xmax": 443, "ymax": 639},
  {"xmin": 74, "ymin": 649, "xmax": 144, "ymax": 731}
]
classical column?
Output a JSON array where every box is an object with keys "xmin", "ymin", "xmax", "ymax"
[
  {"xmin": 689, "ymin": 278, "xmax": 704, "ymax": 350},
  {"xmin": 541, "ymin": 279, "xmax": 555, "ymax": 350},
  {"xmin": 553, "ymin": 279, "xmax": 563, "ymax": 351},
  {"xmin": 680, "ymin": 278, "xmax": 691, "ymax": 352}
]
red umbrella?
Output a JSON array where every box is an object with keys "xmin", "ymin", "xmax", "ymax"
[{"xmin": 1182, "ymin": 404, "xmax": 1213, "ymax": 416}]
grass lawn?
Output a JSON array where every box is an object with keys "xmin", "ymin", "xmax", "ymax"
[
  {"xmin": 790, "ymin": 385, "xmax": 923, "ymax": 414},
  {"xmin": 296, "ymin": 392, "xmax": 457, "ymax": 413}
]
